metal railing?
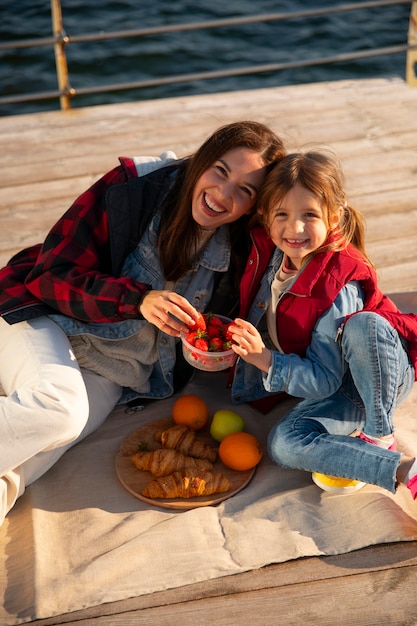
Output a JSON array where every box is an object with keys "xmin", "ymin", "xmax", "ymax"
[
  {"xmin": 0, "ymin": 0, "xmax": 416, "ymax": 112},
  {"xmin": 408, "ymin": 0, "xmax": 417, "ymax": 81}
]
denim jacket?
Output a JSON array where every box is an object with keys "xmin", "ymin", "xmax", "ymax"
[
  {"xmin": 231, "ymin": 247, "xmax": 366, "ymax": 405},
  {"xmin": 51, "ymin": 210, "xmax": 232, "ymax": 403}
]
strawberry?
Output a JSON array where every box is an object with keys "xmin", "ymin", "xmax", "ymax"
[
  {"xmin": 195, "ymin": 338, "xmax": 209, "ymax": 351},
  {"xmin": 206, "ymin": 324, "xmax": 222, "ymax": 338},
  {"xmin": 206, "ymin": 314, "xmax": 223, "ymax": 328},
  {"xmin": 224, "ymin": 323, "xmax": 234, "ymax": 342},
  {"xmin": 209, "ymin": 337, "xmax": 224, "ymax": 352},
  {"xmin": 188, "ymin": 311, "xmax": 206, "ymax": 332},
  {"xmin": 185, "ymin": 330, "xmax": 199, "ymax": 346}
]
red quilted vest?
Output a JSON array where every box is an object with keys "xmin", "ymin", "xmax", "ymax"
[{"xmin": 236, "ymin": 236, "xmax": 417, "ymax": 413}]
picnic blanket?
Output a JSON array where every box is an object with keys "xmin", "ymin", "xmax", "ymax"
[{"xmin": 1, "ymin": 293, "xmax": 417, "ymax": 625}]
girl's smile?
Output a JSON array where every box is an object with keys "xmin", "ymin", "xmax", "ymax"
[
  {"xmin": 285, "ymin": 238, "xmax": 309, "ymax": 248},
  {"xmin": 266, "ymin": 181, "xmax": 339, "ymax": 270}
]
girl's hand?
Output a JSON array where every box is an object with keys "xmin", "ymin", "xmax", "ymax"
[
  {"xmin": 139, "ymin": 290, "xmax": 199, "ymax": 337},
  {"xmin": 228, "ymin": 318, "xmax": 272, "ymax": 373}
]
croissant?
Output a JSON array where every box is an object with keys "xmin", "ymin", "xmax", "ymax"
[
  {"xmin": 131, "ymin": 448, "xmax": 213, "ymax": 477},
  {"xmin": 142, "ymin": 469, "xmax": 232, "ymax": 499},
  {"xmin": 154, "ymin": 425, "xmax": 217, "ymax": 463}
]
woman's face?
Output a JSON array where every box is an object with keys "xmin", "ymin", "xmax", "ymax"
[{"xmin": 191, "ymin": 147, "xmax": 267, "ymax": 229}]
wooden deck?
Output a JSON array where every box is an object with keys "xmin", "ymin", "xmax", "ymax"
[{"xmin": 1, "ymin": 77, "xmax": 417, "ymax": 624}]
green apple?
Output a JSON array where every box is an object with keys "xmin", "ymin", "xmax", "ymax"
[{"xmin": 210, "ymin": 409, "xmax": 245, "ymax": 442}]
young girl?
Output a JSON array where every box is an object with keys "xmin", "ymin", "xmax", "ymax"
[
  {"xmin": 0, "ymin": 121, "xmax": 286, "ymax": 525},
  {"xmin": 230, "ymin": 150, "xmax": 417, "ymax": 498}
]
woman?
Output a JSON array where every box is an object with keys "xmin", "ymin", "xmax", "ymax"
[{"xmin": 0, "ymin": 120, "xmax": 286, "ymax": 524}]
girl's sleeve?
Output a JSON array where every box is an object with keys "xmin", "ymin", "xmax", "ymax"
[
  {"xmin": 263, "ymin": 282, "xmax": 364, "ymax": 398},
  {"xmin": 24, "ymin": 163, "xmax": 149, "ymax": 323}
]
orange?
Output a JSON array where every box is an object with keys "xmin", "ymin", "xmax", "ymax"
[
  {"xmin": 219, "ymin": 432, "xmax": 263, "ymax": 471},
  {"xmin": 172, "ymin": 394, "xmax": 209, "ymax": 430}
]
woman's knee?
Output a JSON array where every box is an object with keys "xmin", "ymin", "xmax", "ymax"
[{"xmin": 27, "ymin": 371, "xmax": 90, "ymax": 444}]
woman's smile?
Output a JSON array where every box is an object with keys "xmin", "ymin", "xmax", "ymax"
[
  {"xmin": 192, "ymin": 147, "xmax": 266, "ymax": 229},
  {"xmin": 203, "ymin": 192, "xmax": 226, "ymax": 215}
]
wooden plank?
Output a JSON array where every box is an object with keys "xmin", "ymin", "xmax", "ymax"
[
  {"xmin": 365, "ymin": 209, "xmax": 417, "ymax": 242},
  {"xmin": 61, "ymin": 569, "xmax": 417, "ymax": 625},
  {"xmin": 2, "ymin": 135, "xmax": 416, "ymax": 192},
  {"xmin": 3, "ymin": 98, "xmax": 416, "ymax": 163},
  {"xmin": 350, "ymin": 188, "xmax": 417, "ymax": 216},
  {"xmin": 76, "ymin": 568, "xmax": 417, "ymax": 626},
  {"xmin": 374, "ymin": 260, "xmax": 417, "ymax": 294},
  {"xmin": 3, "ymin": 78, "xmax": 410, "ymax": 139},
  {"xmin": 1, "ymin": 78, "xmax": 416, "ymax": 187}
]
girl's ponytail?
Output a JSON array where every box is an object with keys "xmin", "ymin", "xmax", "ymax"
[{"xmin": 333, "ymin": 202, "xmax": 373, "ymax": 266}]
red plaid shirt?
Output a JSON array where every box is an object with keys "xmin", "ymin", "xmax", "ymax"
[{"xmin": 0, "ymin": 157, "xmax": 152, "ymax": 324}]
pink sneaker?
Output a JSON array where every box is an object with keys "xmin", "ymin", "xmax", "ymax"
[
  {"xmin": 359, "ymin": 432, "xmax": 397, "ymax": 451},
  {"xmin": 407, "ymin": 474, "xmax": 417, "ymax": 500}
]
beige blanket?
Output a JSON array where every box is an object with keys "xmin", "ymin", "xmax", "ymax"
[{"xmin": 2, "ymin": 301, "xmax": 417, "ymax": 624}]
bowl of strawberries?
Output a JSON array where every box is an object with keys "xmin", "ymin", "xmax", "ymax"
[{"xmin": 181, "ymin": 312, "xmax": 237, "ymax": 372}]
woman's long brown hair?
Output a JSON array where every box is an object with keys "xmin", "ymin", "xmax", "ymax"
[{"xmin": 158, "ymin": 121, "xmax": 286, "ymax": 281}]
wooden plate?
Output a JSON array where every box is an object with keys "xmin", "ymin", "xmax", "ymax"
[{"xmin": 115, "ymin": 417, "xmax": 256, "ymax": 510}]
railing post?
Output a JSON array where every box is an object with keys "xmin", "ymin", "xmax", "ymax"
[
  {"xmin": 51, "ymin": 0, "xmax": 73, "ymax": 109},
  {"xmin": 407, "ymin": 0, "xmax": 417, "ymax": 85}
]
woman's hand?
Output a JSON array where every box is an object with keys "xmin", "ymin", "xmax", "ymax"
[
  {"xmin": 139, "ymin": 290, "xmax": 199, "ymax": 337},
  {"xmin": 228, "ymin": 318, "xmax": 272, "ymax": 373}
]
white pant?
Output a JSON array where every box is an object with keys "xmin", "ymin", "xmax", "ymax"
[{"xmin": 0, "ymin": 316, "xmax": 122, "ymax": 524}]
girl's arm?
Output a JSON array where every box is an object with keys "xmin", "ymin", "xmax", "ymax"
[
  {"xmin": 234, "ymin": 282, "xmax": 364, "ymax": 399},
  {"xmin": 230, "ymin": 318, "xmax": 272, "ymax": 372}
]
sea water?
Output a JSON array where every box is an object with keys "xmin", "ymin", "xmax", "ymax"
[{"xmin": 0, "ymin": 0, "xmax": 411, "ymax": 116}]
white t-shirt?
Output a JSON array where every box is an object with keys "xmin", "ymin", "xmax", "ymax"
[{"xmin": 266, "ymin": 255, "xmax": 298, "ymax": 350}]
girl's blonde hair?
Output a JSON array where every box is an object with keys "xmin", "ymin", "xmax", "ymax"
[{"xmin": 257, "ymin": 150, "xmax": 373, "ymax": 265}]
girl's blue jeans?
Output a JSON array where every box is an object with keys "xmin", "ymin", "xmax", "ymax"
[{"xmin": 267, "ymin": 312, "xmax": 415, "ymax": 492}]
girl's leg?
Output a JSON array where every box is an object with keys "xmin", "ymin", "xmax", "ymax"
[
  {"xmin": 341, "ymin": 311, "xmax": 414, "ymax": 438},
  {"xmin": 268, "ymin": 393, "xmax": 401, "ymax": 492},
  {"xmin": 268, "ymin": 313, "xmax": 414, "ymax": 493}
]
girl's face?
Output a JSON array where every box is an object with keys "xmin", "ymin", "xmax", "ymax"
[
  {"xmin": 266, "ymin": 181, "xmax": 339, "ymax": 270},
  {"xmin": 191, "ymin": 147, "xmax": 267, "ymax": 229}
]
